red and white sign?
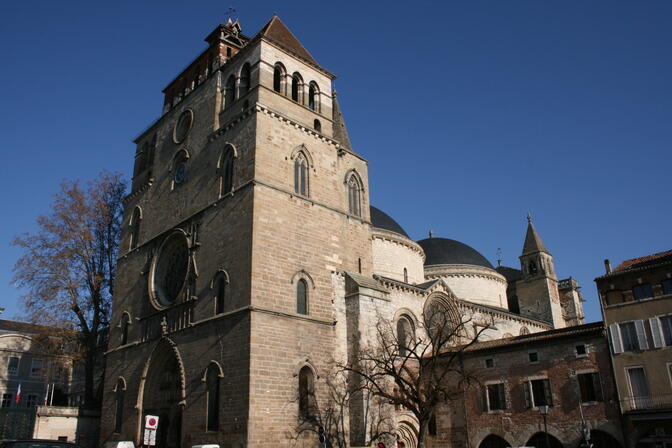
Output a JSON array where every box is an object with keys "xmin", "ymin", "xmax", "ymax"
[{"xmin": 145, "ymin": 415, "xmax": 159, "ymax": 430}]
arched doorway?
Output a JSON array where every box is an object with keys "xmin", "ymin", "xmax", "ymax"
[
  {"xmin": 526, "ymin": 432, "xmax": 563, "ymax": 448},
  {"xmin": 479, "ymin": 434, "xmax": 511, "ymax": 448},
  {"xmin": 397, "ymin": 420, "xmax": 418, "ymax": 448},
  {"xmin": 141, "ymin": 340, "xmax": 184, "ymax": 448},
  {"xmin": 590, "ymin": 430, "xmax": 622, "ymax": 448}
]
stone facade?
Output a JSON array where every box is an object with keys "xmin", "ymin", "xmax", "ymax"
[{"xmin": 100, "ymin": 15, "xmax": 590, "ymax": 448}]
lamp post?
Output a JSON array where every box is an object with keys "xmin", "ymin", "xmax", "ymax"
[{"xmin": 539, "ymin": 405, "xmax": 550, "ymax": 448}]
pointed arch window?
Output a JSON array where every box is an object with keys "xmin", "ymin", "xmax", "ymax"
[
  {"xmin": 225, "ymin": 75, "xmax": 236, "ymax": 108},
  {"xmin": 347, "ymin": 175, "xmax": 362, "ymax": 217},
  {"xmin": 214, "ymin": 272, "xmax": 228, "ymax": 315},
  {"xmin": 273, "ymin": 63, "xmax": 286, "ymax": 93},
  {"xmin": 239, "ymin": 63, "xmax": 251, "ymax": 96},
  {"xmin": 291, "ymin": 73, "xmax": 303, "ymax": 103},
  {"xmin": 298, "ymin": 366, "xmax": 316, "ymax": 419},
  {"xmin": 206, "ymin": 365, "xmax": 220, "ymax": 431},
  {"xmin": 220, "ymin": 145, "xmax": 235, "ymax": 195},
  {"xmin": 129, "ymin": 207, "xmax": 142, "ymax": 250},
  {"xmin": 308, "ymin": 82, "xmax": 320, "ymax": 112},
  {"xmin": 171, "ymin": 150, "xmax": 189, "ymax": 188},
  {"xmin": 294, "ymin": 153, "xmax": 309, "ymax": 197},
  {"xmin": 297, "ymin": 279, "xmax": 308, "ymax": 315},
  {"xmin": 120, "ymin": 313, "xmax": 131, "ymax": 346},
  {"xmin": 114, "ymin": 378, "xmax": 125, "ymax": 433}
]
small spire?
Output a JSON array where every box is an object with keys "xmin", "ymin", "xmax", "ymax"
[
  {"xmin": 429, "ymin": 230, "xmax": 435, "ymax": 238},
  {"xmin": 522, "ymin": 215, "xmax": 548, "ymax": 255}
]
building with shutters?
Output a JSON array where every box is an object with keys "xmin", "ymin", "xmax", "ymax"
[
  {"xmin": 99, "ymin": 15, "xmax": 598, "ymax": 448},
  {"xmin": 596, "ymin": 250, "xmax": 672, "ymax": 448}
]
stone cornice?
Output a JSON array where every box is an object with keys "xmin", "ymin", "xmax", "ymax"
[
  {"xmin": 374, "ymin": 276, "xmax": 432, "ymax": 296},
  {"xmin": 456, "ymin": 299, "xmax": 551, "ymax": 329},
  {"xmin": 425, "ymin": 264, "xmax": 507, "ymax": 285},
  {"xmin": 372, "ymin": 228, "xmax": 426, "ymax": 262},
  {"xmin": 122, "ymin": 179, "xmax": 154, "ymax": 205}
]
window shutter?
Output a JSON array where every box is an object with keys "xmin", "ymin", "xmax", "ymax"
[
  {"xmin": 635, "ymin": 320, "xmax": 649, "ymax": 350},
  {"xmin": 543, "ymin": 379, "xmax": 553, "ymax": 406},
  {"xmin": 649, "ymin": 317, "xmax": 663, "ymax": 349},
  {"xmin": 592, "ymin": 373, "xmax": 603, "ymax": 402},
  {"xmin": 609, "ymin": 324, "xmax": 623, "ymax": 354},
  {"xmin": 524, "ymin": 381, "xmax": 531, "ymax": 409},
  {"xmin": 498, "ymin": 384, "xmax": 506, "ymax": 410}
]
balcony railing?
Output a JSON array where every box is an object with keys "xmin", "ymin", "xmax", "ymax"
[{"xmin": 621, "ymin": 393, "xmax": 672, "ymax": 412}]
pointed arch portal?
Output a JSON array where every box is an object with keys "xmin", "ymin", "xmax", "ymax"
[{"xmin": 138, "ymin": 338, "xmax": 185, "ymax": 448}]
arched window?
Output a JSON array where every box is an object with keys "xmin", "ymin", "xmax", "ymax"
[
  {"xmin": 397, "ymin": 316, "xmax": 414, "ymax": 357},
  {"xmin": 114, "ymin": 378, "xmax": 125, "ymax": 433},
  {"xmin": 528, "ymin": 260, "xmax": 538, "ymax": 275},
  {"xmin": 273, "ymin": 63, "xmax": 286, "ymax": 93},
  {"xmin": 291, "ymin": 73, "xmax": 303, "ymax": 103},
  {"xmin": 297, "ymin": 279, "xmax": 308, "ymax": 315},
  {"xmin": 424, "ymin": 297, "xmax": 460, "ymax": 350},
  {"xmin": 519, "ymin": 326, "xmax": 530, "ymax": 335},
  {"xmin": 403, "ymin": 267, "xmax": 408, "ymax": 283},
  {"xmin": 313, "ymin": 119, "xmax": 321, "ymax": 133},
  {"xmin": 294, "ymin": 153, "xmax": 309, "ymax": 196},
  {"xmin": 308, "ymin": 82, "xmax": 320, "ymax": 111},
  {"xmin": 347, "ymin": 174, "xmax": 362, "ymax": 217},
  {"xmin": 239, "ymin": 63, "xmax": 251, "ymax": 96},
  {"xmin": 214, "ymin": 272, "xmax": 227, "ymax": 315},
  {"xmin": 298, "ymin": 366, "xmax": 315, "ymax": 419},
  {"xmin": 120, "ymin": 313, "xmax": 130, "ymax": 346},
  {"xmin": 220, "ymin": 145, "xmax": 235, "ymax": 195},
  {"xmin": 206, "ymin": 365, "xmax": 220, "ymax": 431},
  {"xmin": 129, "ymin": 207, "xmax": 142, "ymax": 250},
  {"xmin": 172, "ymin": 150, "xmax": 189, "ymax": 188},
  {"xmin": 225, "ymin": 75, "xmax": 236, "ymax": 108}
]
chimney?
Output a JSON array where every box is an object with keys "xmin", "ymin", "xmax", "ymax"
[{"xmin": 604, "ymin": 259, "xmax": 612, "ymax": 274}]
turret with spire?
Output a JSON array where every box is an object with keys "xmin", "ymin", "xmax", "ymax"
[{"xmin": 515, "ymin": 214, "xmax": 565, "ymax": 328}]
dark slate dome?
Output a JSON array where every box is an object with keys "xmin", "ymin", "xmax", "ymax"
[
  {"xmin": 370, "ymin": 206, "xmax": 410, "ymax": 238},
  {"xmin": 416, "ymin": 237, "xmax": 494, "ymax": 269}
]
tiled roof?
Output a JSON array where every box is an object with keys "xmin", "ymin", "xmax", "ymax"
[
  {"xmin": 0, "ymin": 319, "xmax": 61, "ymax": 335},
  {"xmin": 460, "ymin": 321, "xmax": 604, "ymax": 353},
  {"xmin": 257, "ymin": 16, "xmax": 319, "ymax": 67},
  {"xmin": 613, "ymin": 249, "xmax": 672, "ymax": 272}
]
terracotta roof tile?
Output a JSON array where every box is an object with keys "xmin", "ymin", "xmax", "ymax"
[
  {"xmin": 613, "ymin": 249, "xmax": 672, "ymax": 272},
  {"xmin": 258, "ymin": 16, "xmax": 319, "ymax": 67}
]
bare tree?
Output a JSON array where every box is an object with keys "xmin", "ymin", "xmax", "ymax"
[
  {"xmin": 289, "ymin": 366, "xmax": 396, "ymax": 448},
  {"xmin": 339, "ymin": 298, "xmax": 493, "ymax": 447},
  {"xmin": 12, "ymin": 172, "xmax": 126, "ymax": 408}
]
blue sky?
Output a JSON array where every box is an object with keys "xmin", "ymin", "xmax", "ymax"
[{"xmin": 0, "ymin": 1, "xmax": 670, "ymax": 322}]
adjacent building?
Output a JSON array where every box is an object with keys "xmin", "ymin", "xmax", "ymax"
[{"xmin": 596, "ymin": 250, "xmax": 672, "ymax": 448}]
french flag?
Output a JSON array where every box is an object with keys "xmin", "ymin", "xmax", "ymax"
[{"xmin": 15, "ymin": 382, "xmax": 21, "ymax": 405}]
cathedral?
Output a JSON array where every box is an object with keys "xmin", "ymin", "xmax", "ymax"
[{"xmin": 100, "ymin": 15, "xmax": 586, "ymax": 447}]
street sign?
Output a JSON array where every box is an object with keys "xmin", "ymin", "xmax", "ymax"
[
  {"xmin": 143, "ymin": 429, "xmax": 157, "ymax": 446},
  {"xmin": 145, "ymin": 415, "xmax": 159, "ymax": 430}
]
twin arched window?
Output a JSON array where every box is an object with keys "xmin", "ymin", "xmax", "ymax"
[
  {"xmin": 297, "ymin": 279, "xmax": 308, "ymax": 315},
  {"xmin": 205, "ymin": 365, "xmax": 221, "ymax": 431},
  {"xmin": 225, "ymin": 75, "xmax": 236, "ymax": 108},
  {"xmin": 291, "ymin": 72, "xmax": 303, "ymax": 103},
  {"xmin": 239, "ymin": 63, "xmax": 251, "ymax": 96},
  {"xmin": 273, "ymin": 63, "xmax": 286, "ymax": 93},
  {"xmin": 308, "ymin": 82, "xmax": 320, "ymax": 112},
  {"xmin": 298, "ymin": 366, "xmax": 316, "ymax": 419},
  {"xmin": 129, "ymin": 207, "xmax": 142, "ymax": 250},
  {"xmin": 347, "ymin": 174, "xmax": 363, "ymax": 217},
  {"xmin": 120, "ymin": 313, "xmax": 131, "ymax": 346},
  {"xmin": 294, "ymin": 153, "xmax": 308, "ymax": 196}
]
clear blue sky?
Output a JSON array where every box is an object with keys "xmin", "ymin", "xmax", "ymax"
[{"xmin": 1, "ymin": 1, "xmax": 670, "ymax": 323}]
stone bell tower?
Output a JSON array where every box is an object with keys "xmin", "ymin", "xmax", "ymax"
[
  {"xmin": 100, "ymin": 15, "xmax": 373, "ymax": 448},
  {"xmin": 515, "ymin": 215, "xmax": 565, "ymax": 328}
]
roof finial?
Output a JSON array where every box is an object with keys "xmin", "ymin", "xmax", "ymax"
[
  {"xmin": 225, "ymin": 7, "xmax": 237, "ymax": 22},
  {"xmin": 429, "ymin": 230, "xmax": 435, "ymax": 238},
  {"xmin": 527, "ymin": 212, "xmax": 532, "ymax": 223},
  {"xmin": 496, "ymin": 248, "xmax": 503, "ymax": 267}
]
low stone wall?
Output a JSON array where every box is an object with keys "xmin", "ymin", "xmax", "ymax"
[{"xmin": 33, "ymin": 406, "xmax": 100, "ymax": 448}]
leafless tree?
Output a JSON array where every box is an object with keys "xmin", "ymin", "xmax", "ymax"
[
  {"xmin": 339, "ymin": 297, "xmax": 493, "ymax": 447},
  {"xmin": 12, "ymin": 172, "xmax": 126, "ymax": 408}
]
